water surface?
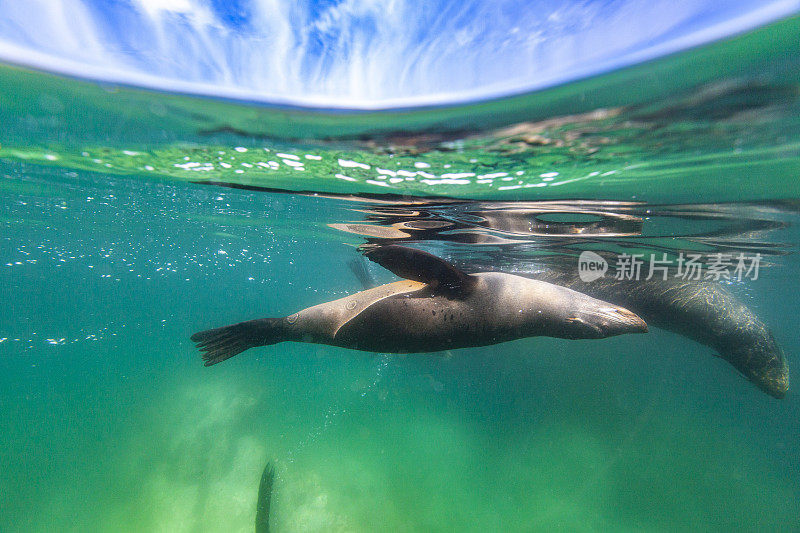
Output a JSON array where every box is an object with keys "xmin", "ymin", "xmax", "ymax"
[{"xmin": 1, "ymin": 14, "xmax": 800, "ymax": 533}]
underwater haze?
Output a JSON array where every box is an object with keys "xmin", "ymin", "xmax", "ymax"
[{"xmin": 1, "ymin": 2, "xmax": 800, "ymax": 532}]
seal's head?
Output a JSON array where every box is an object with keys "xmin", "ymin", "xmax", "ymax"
[{"xmin": 723, "ymin": 329, "xmax": 789, "ymax": 399}]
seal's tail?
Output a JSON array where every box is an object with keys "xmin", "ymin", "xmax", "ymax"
[{"xmin": 190, "ymin": 318, "xmax": 284, "ymax": 366}]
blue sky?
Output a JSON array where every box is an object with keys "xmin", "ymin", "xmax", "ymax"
[{"xmin": 0, "ymin": 0, "xmax": 797, "ymax": 108}]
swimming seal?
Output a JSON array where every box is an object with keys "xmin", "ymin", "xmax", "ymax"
[
  {"xmin": 531, "ymin": 269, "xmax": 789, "ymax": 399},
  {"xmin": 191, "ymin": 246, "xmax": 647, "ymax": 364}
]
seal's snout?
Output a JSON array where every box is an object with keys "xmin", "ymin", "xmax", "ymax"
[
  {"xmin": 588, "ymin": 305, "xmax": 649, "ymax": 336},
  {"xmin": 563, "ymin": 303, "xmax": 648, "ymax": 339},
  {"xmin": 724, "ymin": 331, "xmax": 789, "ymax": 399},
  {"xmin": 607, "ymin": 306, "xmax": 649, "ymax": 333}
]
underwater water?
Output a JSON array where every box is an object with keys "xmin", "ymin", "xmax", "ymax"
[{"xmin": 2, "ymin": 13, "xmax": 800, "ymax": 533}]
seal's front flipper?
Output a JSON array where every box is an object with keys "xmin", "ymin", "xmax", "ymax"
[
  {"xmin": 255, "ymin": 461, "xmax": 275, "ymax": 533},
  {"xmin": 190, "ymin": 318, "xmax": 284, "ymax": 366},
  {"xmin": 363, "ymin": 245, "xmax": 476, "ymax": 296},
  {"xmin": 348, "ymin": 257, "xmax": 377, "ymax": 290}
]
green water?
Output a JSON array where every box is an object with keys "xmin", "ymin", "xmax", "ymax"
[{"xmin": 2, "ymin": 16, "xmax": 800, "ymax": 533}]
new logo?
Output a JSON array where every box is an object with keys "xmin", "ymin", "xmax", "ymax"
[{"xmin": 578, "ymin": 251, "xmax": 608, "ymax": 282}]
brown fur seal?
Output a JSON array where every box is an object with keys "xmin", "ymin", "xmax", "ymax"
[{"xmin": 191, "ymin": 246, "xmax": 647, "ymax": 364}]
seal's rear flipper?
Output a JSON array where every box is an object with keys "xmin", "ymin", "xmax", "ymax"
[
  {"xmin": 190, "ymin": 318, "xmax": 284, "ymax": 366},
  {"xmin": 364, "ymin": 245, "xmax": 476, "ymax": 295}
]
